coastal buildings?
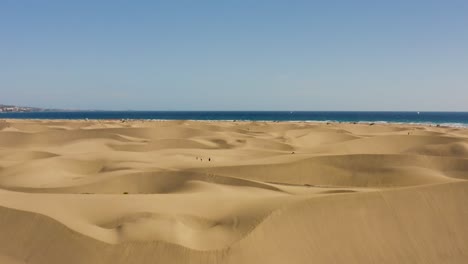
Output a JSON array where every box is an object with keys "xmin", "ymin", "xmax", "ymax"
[{"xmin": 0, "ymin": 105, "xmax": 42, "ymax": 112}]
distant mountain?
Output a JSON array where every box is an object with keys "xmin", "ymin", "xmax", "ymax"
[{"xmin": 0, "ymin": 104, "xmax": 58, "ymax": 113}]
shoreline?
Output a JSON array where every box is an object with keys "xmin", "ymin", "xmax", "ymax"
[
  {"xmin": 2, "ymin": 118, "xmax": 467, "ymax": 129},
  {"xmin": 1, "ymin": 111, "xmax": 467, "ymax": 129}
]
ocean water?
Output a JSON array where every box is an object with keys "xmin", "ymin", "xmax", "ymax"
[{"xmin": 1, "ymin": 111, "xmax": 468, "ymax": 127}]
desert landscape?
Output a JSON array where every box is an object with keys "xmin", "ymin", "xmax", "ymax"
[{"xmin": 0, "ymin": 119, "xmax": 467, "ymax": 264}]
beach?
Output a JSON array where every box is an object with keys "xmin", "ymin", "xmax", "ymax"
[{"xmin": 0, "ymin": 119, "xmax": 467, "ymax": 263}]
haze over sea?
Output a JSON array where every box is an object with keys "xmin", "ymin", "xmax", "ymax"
[{"xmin": 1, "ymin": 111, "xmax": 468, "ymax": 127}]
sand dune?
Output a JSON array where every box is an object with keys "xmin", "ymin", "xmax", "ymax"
[
  {"xmin": 200, "ymin": 154, "xmax": 468, "ymax": 187},
  {"xmin": 0, "ymin": 119, "xmax": 467, "ymax": 263}
]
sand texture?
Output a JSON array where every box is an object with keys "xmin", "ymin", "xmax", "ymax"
[{"xmin": 0, "ymin": 119, "xmax": 467, "ymax": 263}]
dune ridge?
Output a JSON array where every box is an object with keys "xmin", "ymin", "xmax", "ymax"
[{"xmin": 0, "ymin": 119, "xmax": 467, "ymax": 263}]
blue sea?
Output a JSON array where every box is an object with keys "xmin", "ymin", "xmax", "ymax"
[{"xmin": 1, "ymin": 111, "xmax": 468, "ymax": 128}]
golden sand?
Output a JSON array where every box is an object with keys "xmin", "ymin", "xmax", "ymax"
[{"xmin": 0, "ymin": 119, "xmax": 467, "ymax": 263}]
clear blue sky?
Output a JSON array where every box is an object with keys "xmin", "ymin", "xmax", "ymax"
[{"xmin": 1, "ymin": 0, "xmax": 467, "ymax": 111}]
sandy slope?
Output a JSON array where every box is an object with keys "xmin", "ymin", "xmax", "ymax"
[{"xmin": 0, "ymin": 119, "xmax": 467, "ymax": 263}]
